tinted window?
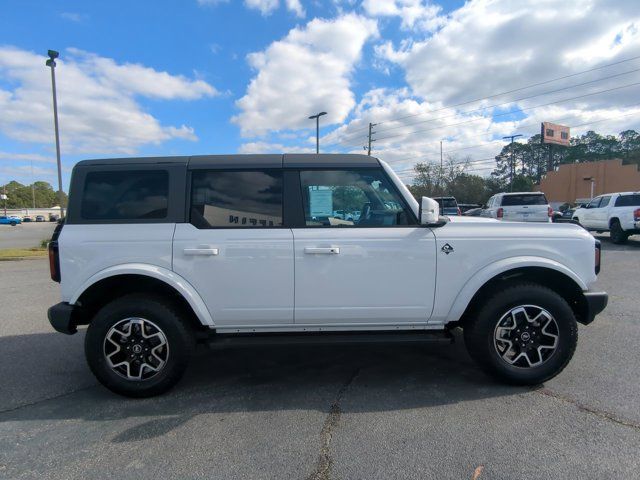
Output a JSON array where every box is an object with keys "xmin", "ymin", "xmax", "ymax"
[
  {"xmin": 599, "ymin": 195, "xmax": 611, "ymax": 207},
  {"xmin": 501, "ymin": 194, "xmax": 548, "ymax": 206},
  {"xmin": 435, "ymin": 198, "xmax": 457, "ymax": 208},
  {"xmin": 587, "ymin": 197, "xmax": 601, "ymax": 209},
  {"xmin": 615, "ymin": 194, "xmax": 640, "ymax": 207},
  {"xmin": 81, "ymin": 170, "xmax": 168, "ymax": 220},
  {"xmin": 300, "ymin": 169, "xmax": 415, "ymax": 227},
  {"xmin": 190, "ymin": 170, "xmax": 283, "ymax": 228}
]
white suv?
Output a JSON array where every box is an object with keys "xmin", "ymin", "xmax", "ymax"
[
  {"xmin": 47, "ymin": 154, "xmax": 607, "ymax": 397},
  {"xmin": 572, "ymin": 192, "xmax": 640, "ymax": 244},
  {"xmin": 483, "ymin": 192, "xmax": 552, "ymax": 222}
]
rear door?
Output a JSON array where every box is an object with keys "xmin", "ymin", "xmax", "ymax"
[
  {"xmin": 291, "ymin": 167, "xmax": 436, "ymax": 326},
  {"xmin": 581, "ymin": 197, "xmax": 602, "ymax": 228},
  {"xmin": 172, "ymin": 160, "xmax": 294, "ymax": 327},
  {"xmin": 501, "ymin": 194, "xmax": 549, "ymax": 222}
]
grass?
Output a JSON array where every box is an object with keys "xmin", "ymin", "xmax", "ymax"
[{"xmin": 0, "ymin": 247, "xmax": 48, "ymax": 261}]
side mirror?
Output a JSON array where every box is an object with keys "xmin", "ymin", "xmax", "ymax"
[{"xmin": 420, "ymin": 197, "xmax": 439, "ymax": 225}]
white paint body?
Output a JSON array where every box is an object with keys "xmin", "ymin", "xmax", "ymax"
[
  {"xmin": 58, "ymin": 164, "xmax": 599, "ymax": 333},
  {"xmin": 572, "ymin": 192, "xmax": 640, "ymax": 232}
]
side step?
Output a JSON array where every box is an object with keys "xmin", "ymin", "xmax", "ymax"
[{"xmin": 204, "ymin": 330, "xmax": 454, "ymax": 348}]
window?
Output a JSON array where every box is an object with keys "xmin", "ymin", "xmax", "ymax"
[
  {"xmin": 299, "ymin": 169, "xmax": 415, "ymax": 227},
  {"xmin": 546, "ymin": 129, "xmax": 554, "ymax": 137},
  {"xmin": 615, "ymin": 194, "xmax": 640, "ymax": 207},
  {"xmin": 587, "ymin": 197, "xmax": 601, "ymax": 209},
  {"xmin": 190, "ymin": 170, "xmax": 283, "ymax": 228},
  {"xmin": 560, "ymin": 131, "xmax": 569, "ymax": 140},
  {"xmin": 599, "ymin": 195, "xmax": 611, "ymax": 207},
  {"xmin": 81, "ymin": 170, "xmax": 168, "ymax": 220},
  {"xmin": 501, "ymin": 194, "xmax": 548, "ymax": 206}
]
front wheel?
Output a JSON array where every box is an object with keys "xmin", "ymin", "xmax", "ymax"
[
  {"xmin": 85, "ymin": 294, "xmax": 195, "ymax": 397},
  {"xmin": 464, "ymin": 283, "xmax": 578, "ymax": 385},
  {"xmin": 10, "ymin": 221, "xmax": 16, "ymax": 226}
]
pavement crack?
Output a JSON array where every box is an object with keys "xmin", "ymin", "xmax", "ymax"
[
  {"xmin": 537, "ymin": 388, "xmax": 640, "ymax": 430},
  {"xmin": 307, "ymin": 367, "xmax": 360, "ymax": 480},
  {"xmin": 0, "ymin": 384, "xmax": 97, "ymax": 417}
]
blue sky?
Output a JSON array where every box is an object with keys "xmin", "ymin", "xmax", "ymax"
[{"xmin": 1, "ymin": 0, "xmax": 639, "ymax": 189}]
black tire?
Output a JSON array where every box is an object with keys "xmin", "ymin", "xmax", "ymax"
[
  {"xmin": 610, "ymin": 220, "xmax": 628, "ymax": 244},
  {"xmin": 10, "ymin": 221, "xmax": 16, "ymax": 226},
  {"xmin": 85, "ymin": 294, "xmax": 195, "ymax": 397},
  {"xmin": 464, "ymin": 283, "xmax": 578, "ymax": 385}
]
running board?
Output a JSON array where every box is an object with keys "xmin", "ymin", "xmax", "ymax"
[{"xmin": 203, "ymin": 330, "xmax": 454, "ymax": 347}]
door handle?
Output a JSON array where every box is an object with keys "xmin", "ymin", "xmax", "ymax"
[
  {"xmin": 183, "ymin": 247, "xmax": 219, "ymax": 256},
  {"xmin": 304, "ymin": 247, "xmax": 340, "ymax": 254}
]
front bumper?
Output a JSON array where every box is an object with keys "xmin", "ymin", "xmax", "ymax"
[
  {"xmin": 580, "ymin": 291, "xmax": 608, "ymax": 325},
  {"xmin": 48, "ymin": 302, "xmax": 78, "ymax": 335}
]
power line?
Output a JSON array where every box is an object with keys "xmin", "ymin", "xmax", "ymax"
[
  {"xmin": 322, "ymin": 55, "xmax": 640, "ymax": 148},
  {"xmin": 374, "ymin": 68, "xmax": 640, "ymax": 136},
  {"xmin": 374, "ymin": 80, "xmax": 640, "ymax": 143}
]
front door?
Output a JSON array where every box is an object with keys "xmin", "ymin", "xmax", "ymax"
[
  {"xmin": 292, "ymin": 168, "xmax": 436, "ymax": 326},
  {"xmin": 173, "ymin": 169, "xmax": 294, "ymax": 327}
]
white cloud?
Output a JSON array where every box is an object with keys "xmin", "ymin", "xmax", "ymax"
[
  {"xmin": 238, "ymin": 141, "xmax": 315, "ymax": 153},
  {"xmin": 233, "ymin": 14, "xmax": 378, "ymax": 136},
  {"xmin": 0, "ymin": 152, "xmax": 55, "ymax": 164},
  {"xmin": 285, "ymin": 0, "xmax": 305, "ymax": 17},
  {"xmin": 0, "ymin": 46, "xmax": 218, "ymax": 154},
  {"xmin": 242, "ymin": 0, "xmax": 305, "ymax": 16},
  {"xmin": 60, "ymin": 12, "xmax": 88, "ymax": 23},
  {"xmin": 362, "ymin": 0, "xmax": 445, "ymax": 32}
]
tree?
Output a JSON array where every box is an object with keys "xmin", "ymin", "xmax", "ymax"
[{"xmin": 0, "ymin": 180, "xmax": 67, "ymax": 208}]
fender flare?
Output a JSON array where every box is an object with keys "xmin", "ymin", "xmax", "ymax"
[
  {"xmin": 69, "ymin": 263, "xmax": 215, "ymax": 326},
  {"xmin": 445, "ymin": 256, "xmax": 588, "ymax": 323}
]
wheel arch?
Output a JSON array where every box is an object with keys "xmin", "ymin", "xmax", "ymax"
[
  {"xmin": 609, "ymin": 217, "xmax": 620, "ymax": 228},
  {"xmin": 447, "ymin": 260, "xmax": 590, "ymax": 326},
  {"xmin": 70, "ymin": 264, "xmax": 214, "ymax": 329}
]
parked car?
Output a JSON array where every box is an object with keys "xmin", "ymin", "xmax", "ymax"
[
  {"xmin": 482, "ymin": 192, "xmax": 552, "ymax": 223},
  {"xmin": 433, "ymin": 196, "xmax": 461, "ymax": 216},
  {"xmin": 48, "ymin": 154, "xmax": 607, "ymax": 397},
  {"xmin": 552, "ymin": 208, "xmax": 576, "ymax": 223},
  {"xmin": 22, "ymin": 216, "xmax": 33, "ymax": 222},
  {"xmin": 463, "ymin": 207, "xmax": 483, "ymax": 217},
  {"xmin": 49, "ymin": 214, "xmax": 60, "ymax": 222},
  {"xmin": 35, "ymin": 215, "xmax": 45, "ymax": 222},
  {"xmin": 572, "ymin": 192, "xmax": 640, "ymax": 243},
  {"xmin": 458, "ymin": 203, "xmax": 480, "ymax": 214},
  {"xmin": 0, "ymin": 215, "xmax": 21, "ymax": 226}
]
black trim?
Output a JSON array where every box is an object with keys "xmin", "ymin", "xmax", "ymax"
[
  {"xmin": 188, "ymin": 154, "xmax": 283, "ymax": 170},
  {"xmin": 595, "ymin": 239, "xmax": 601, "ymax": 274},
  {"xmin": 283, "ymin": 170, "xmax": 305, "ymax": 228},
  {"xmin": 48, "ymin": 302, "xmax": 78, "ymax": 335},
  {"xmin": 580, "ymin": 291, "xmax": 608, "ymax": 325}
]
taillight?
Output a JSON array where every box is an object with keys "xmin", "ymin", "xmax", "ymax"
[
  {"xmin": 634, "ymin": 208, "xmax": 640, "ymax": 221},
  {"xmin": 497, "ymin": 207, "xmax": 504, "ymax": 219},
  {"xmin": 595, "ymin": 240, "xmax": 601, "ymax": 275},
  {"xmin": 49, "ymin": 219, "xmax": 64, "ymax": 283},
  {"xmin": 49, "ymin": 241, "xmax": 60, "ymax": 282},
  {"xmin": 548, "ymin": 206, "xmax": 553, "ymax": 217}
]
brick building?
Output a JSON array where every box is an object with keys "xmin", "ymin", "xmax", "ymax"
[{"xmin": 534, "ymin": 159, "xmax": 640, "ymax": 203}]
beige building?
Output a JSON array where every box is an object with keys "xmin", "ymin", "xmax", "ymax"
[{"xmin": 534, "ymin": 159, "xmax": 640, "ymax": 204}]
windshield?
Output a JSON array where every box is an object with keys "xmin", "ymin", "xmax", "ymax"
[
  {"xmin": 501, "ymin": 194, "xmax": 547, "ymax": 206},
  {"xmin": 615, "ymin": 194, "xmax": 640, "ymax": 207}
]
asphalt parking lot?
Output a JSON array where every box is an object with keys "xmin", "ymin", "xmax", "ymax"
[
  {"xmin": 0, "ymin": 223, "xmax": 56, "ymax": 249},
  {"xmin": 0, "ymin": 234, "xmax": 639, "ymax": 480}
]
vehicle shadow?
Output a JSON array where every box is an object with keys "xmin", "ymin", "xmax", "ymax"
[
  {"xmin": 593, "ymin": 232, "xmax": 640, "ymax": 251},
  {"xmin": 0, "ymin": 329, "xmax": 531, "ymax": 443}
]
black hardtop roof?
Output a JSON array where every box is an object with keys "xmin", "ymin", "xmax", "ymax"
[{"xmin": 75, "ymin": 154, "xmax": 380, "ymax": 169}]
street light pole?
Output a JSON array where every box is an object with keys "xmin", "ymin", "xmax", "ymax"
[
  {"xmin": 503, "ymin": 134, "xmax": 523, "ymax": 192},
  {"xmin": 308, "ymin": 112, "xmax": 327, "ymax": 154},
  {"xmin": 46, "ymin": 50, "xmax": 64, "ymax": 218}
]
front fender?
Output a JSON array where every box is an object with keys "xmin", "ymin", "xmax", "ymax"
[
  {"xmin": 444, "ymin": 256, "xmax": 588, "ymax": 323},
  {"xmin": 69, "ymin": 263, "xmax": 215, "ymax": 326}
]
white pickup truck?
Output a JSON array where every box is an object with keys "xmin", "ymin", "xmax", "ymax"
[
  {"xmin": 47, "ymin": 154, "xmax": 607, "ymax": 397},
  {"xmin": 572, "ymin": 192, "xmax": 640, "ymax": 244}
]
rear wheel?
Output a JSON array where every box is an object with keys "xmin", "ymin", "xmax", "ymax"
[
  {"xmin": 610, "ymin": 220, "xmax": 628, "ymax": 244},
  {"xmin": 9, "ymin": 221, "xmax": 16, "ymax": 226},
  {"xmin": 85, "ymin": 294, "xmax": 195, "ymax": 397},
  {"xmin": 464, "ymin": 283, "xmax": 577, "ymax": 385}
]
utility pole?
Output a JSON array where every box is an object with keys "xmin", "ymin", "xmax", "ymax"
[
  {"xmin": 308, "ymin": 112, "xmax": 327, "ymax": 154},
  {"xmin": 503, "ymin": 134, "xmax": 523, "ymax": 192},
  {"xmin": 47, "ymin": 49, "xmax": 64, "ymax": 218},
  {"xmin": 2, "ymin": 183, "xmax": 6, "ymax": 216},
  {"xmin": 439, "ymin": 140, "xmax": 443, "ymax": 195},
  {"xmin": 30, "ymin": 160, "xmax": 36, "ymax": 209},
  {"xmin": 367, "ymin": 122, "xmax": 378, "ymax": 156}
]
